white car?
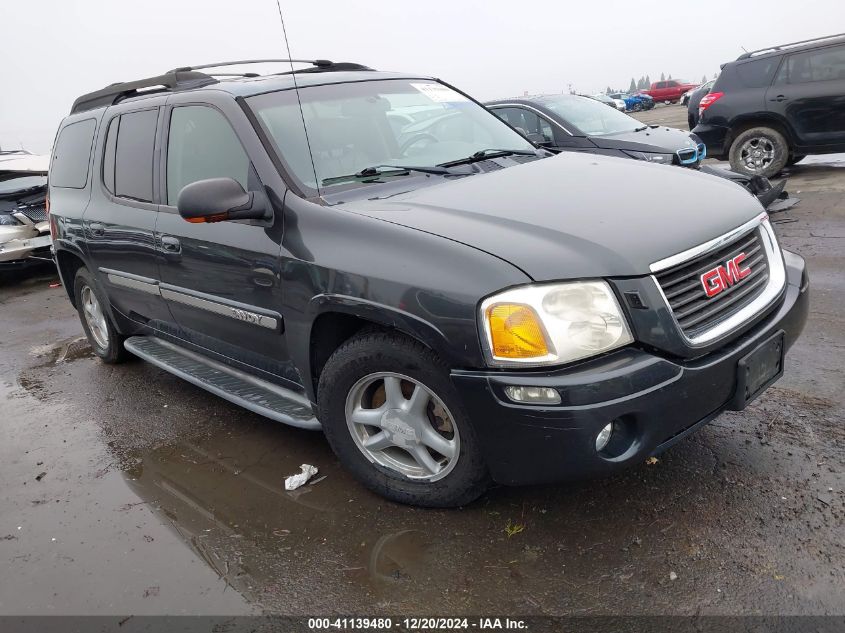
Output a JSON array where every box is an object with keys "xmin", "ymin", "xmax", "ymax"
[{"xmin": 0, "ymin": 152, "xmax": 52, "ymax": 269}]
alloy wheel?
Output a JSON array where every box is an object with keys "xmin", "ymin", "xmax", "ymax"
[
  {"xmin": 81, "ymin": 285, "xmax": 109, "ymax": 349},
  {"xmin": 345, "ymin": 372, "xmax": 460, "ymax": 481}
]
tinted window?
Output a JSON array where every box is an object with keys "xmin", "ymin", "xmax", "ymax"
[
  {"xmin": 114, "ymin": 109, "xmax": 157, "ymax": 202},
  {"xmin": 656, "ymin": 82, "xmax": 666, "ymax": 88},
  {"xmin": 493, "ymin": 107, "xmax": 555, "ymax": 143},
  {"xmin": 51, "ymin": 119, "xmax": 97, "ymax": 188},
  {"xmin": 736, "ymin": 57, "xmax": 780, "ymax": 88},
  {"xmin": 779, "ymin": 45, "xmax": 845, "ymax": 84},
  {"xmin": 102, "ymin": 116, "xmax": 119, "ymax": 193},
  {"xmin": 166, "ymin": 106, "xmax": 250, "ymax": 205}
]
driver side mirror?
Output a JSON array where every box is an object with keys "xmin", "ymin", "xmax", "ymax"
[{"xmin": 176, "ymin": 177, "xmax": 268, "ymax": 224}]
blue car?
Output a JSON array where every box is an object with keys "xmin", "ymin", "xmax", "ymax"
[{"xmin": 608, "ymin": 92, "xmax": 654, "ymax": 112}]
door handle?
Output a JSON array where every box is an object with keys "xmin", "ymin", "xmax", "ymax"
[
  {"xmin": 89, "ymin": 222, "xmax": 105, "ymax": 237},
  {"xmin": 770, "ymin": 94, "xmax": 787, "ymax": 102},
  {"xmin": 160, "ymin": 236, "xmax": 181, "ymax": 253}
]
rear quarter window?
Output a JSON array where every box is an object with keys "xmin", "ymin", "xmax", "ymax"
[
  {"xmin": 51, "ymin": 119, "xmax": 97, "ymax": 188},
  {"xmin": 735, "ymin": 57, "xmax": 781, "ymax": 88}
]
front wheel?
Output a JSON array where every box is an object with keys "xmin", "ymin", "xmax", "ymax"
[
  {"xmin": 74, "ymin": 267, "xmax": 129, "ymax": 363},
  {"xmin": 318, "ymin": 331, "xmax": 489, "ymax": 507},
  {"xmin": 728, "ymin": 127, "xmax": 790, "ymax": 178}
]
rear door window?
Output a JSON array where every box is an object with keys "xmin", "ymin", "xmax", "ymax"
[
  {"xmin": 778, "ymin": 44, "xmax": 845, "ymax": 84},
  {"xmin": 114, "ymin": 109, "xmax": 158, "ymax": 202},
  {"xmin": 51, "ymin": 119, "xmax": 97, "ymax": 188},
  {"xmin": 166, "ymin": 105, "xmax": 251, "ymax": 205}
]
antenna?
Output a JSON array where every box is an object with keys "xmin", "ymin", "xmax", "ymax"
[{"xmin": 274, "ymin": 0, "xmax": 319, "ymax": 195}]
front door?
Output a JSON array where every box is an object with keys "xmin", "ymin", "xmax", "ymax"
[
  {"xmin": 154, "ymin": 99, "xmax": 297, "ymax": 387},
  {"xmin": 768, "ymin": 43, "xmax": 845, "ymax": 149}
]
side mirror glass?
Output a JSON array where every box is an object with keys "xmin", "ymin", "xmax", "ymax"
[{"xmin": 176, "ymin": 177, "xmax": 268, "ymax": 223}]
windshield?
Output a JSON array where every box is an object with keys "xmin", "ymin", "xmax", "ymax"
[
  {"xmin": 535, "ymin": 95, "xmax": 642, "ymax": 136},
  {"xmin": 247, "ymin": 79, "xmax": 534, "ymax": 191},
  {"xmin": 0, "ymin": 174, "xmax": 48, "ymax": 195}
]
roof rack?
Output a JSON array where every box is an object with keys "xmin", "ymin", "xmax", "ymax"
[
  {"xmin": 737, "ymin": 33, "xmax": 845, "ymax": 59},
  {"xmin": 71, "ymin": 70, "xmax": 218, "ymax": 114},
  {"xmin": 70, "ymin": 59, "xmax": 373, "ymax": 114}
]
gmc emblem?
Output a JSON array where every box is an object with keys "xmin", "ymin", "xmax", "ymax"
[{"xmin": 701, "ymin": 253, "xmax": 752, "ymax": 298}]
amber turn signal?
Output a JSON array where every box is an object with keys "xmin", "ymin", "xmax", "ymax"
[{"xmin": 487, "ymin": 303, "xmax": 550, "ymax": 359}]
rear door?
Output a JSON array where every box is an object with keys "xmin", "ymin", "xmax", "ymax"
[
  {"xmin": 154, "ymin": 94, "xmax": 296, "ymax": 385},
  {"xmin": 83, "ymin": 103, "xmax": 172, "ymax": 326},
  {"xmin": 767, "ymin": 43, "xmax": 845, "ymax": 149}
]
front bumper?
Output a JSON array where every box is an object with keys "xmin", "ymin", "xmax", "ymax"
[
  {"xmin": 0, "ymin": 232, "xmax": 52, "ymax": 265},
  {"xmin": 692, "ymin": 122, "xmax": 730, "ymax": 157},
  {"xmin": 451, "ymin": 251, "xmax": 809, "ymax": 486}
]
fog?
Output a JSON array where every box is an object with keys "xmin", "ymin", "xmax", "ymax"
[{"xmin": 2, "ymin": 0, "xmax": 842, "ymax": 153}]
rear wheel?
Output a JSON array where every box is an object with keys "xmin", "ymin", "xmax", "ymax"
[
  {"xmin": 74, "ymin": 267, "xmax": 129, "ymax": 364},
  {"xmin": 317, "ymin": 331, "xmax": 489, "ymax": 507},
  {"xmin": 729, "ymin": 126, "xmax": 789, "ymax": 178}
]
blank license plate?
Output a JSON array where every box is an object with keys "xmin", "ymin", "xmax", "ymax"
[{"xmin": 731, "ymin": 331, "xmax": 785, "ymax": 410}]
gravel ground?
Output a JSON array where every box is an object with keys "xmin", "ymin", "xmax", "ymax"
[{"xmin": 0, "ymin": 153, "xmax": 843, "ymax": 616}]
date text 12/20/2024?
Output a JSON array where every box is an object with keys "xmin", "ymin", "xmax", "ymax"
[{"xmin": 308, "ymin": 618, "xmax": 528, "ymax": 630}]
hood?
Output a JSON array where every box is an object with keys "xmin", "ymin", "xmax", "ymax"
[
  {"xmin": 589, "ymin": 126, "xmax": 698, "ymax": 154},
  {"xmin": 337, "ymin": 152, "xmax": 763, "ymax": 281}
]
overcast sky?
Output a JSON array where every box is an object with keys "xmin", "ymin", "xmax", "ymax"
[{"xmin": 2, "ymin": 0, "xmax": 843, "ymax": 153}]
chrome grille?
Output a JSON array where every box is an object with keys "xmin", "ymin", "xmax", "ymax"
[{"xmin": 655, "ymin": 228, "xmax": 770, "ymax": 337}]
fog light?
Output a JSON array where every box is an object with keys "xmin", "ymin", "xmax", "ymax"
[
  {"xmin": 595, "ymin": 423, "xmax": 614, "ymax": 452},
  {"xmin": 504, "ymin": 386, "xmax": 561, "ymax": 405}
]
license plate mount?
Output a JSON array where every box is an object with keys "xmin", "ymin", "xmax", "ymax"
[{"xmin": 730, "ymin": 330, "xmax": 785, "ymax": 410}]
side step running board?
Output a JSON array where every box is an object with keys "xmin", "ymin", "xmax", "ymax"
[{"xmin": 123, "ymin": 336, "xmax": 320, "ymax": 430}]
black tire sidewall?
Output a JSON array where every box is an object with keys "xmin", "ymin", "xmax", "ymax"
[
  {"xmin": 729, "ymin": 127, "xmax": 789, "ymax": 178},
  {"xmin": 73, "ymin": 267, "xmax": 126, "ymax": 363},
  {"xmin": 317, "ymin": 332, "xmax": 489, "ymax": 507}
]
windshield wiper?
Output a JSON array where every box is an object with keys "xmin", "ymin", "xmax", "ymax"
[
  {"xmin": 633, "ymin": 125, "xmax": 649, "ymax": 132},
  {"xmin": 438, "ymin": 148, "xmax": 539, "ymax": 168},
  {"xmin": 322, "ymin": 164, "xmax": 452, "ymax": 186}
]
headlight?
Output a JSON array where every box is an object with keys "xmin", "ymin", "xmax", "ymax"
[
  {"xmin": 480, "ymin": 281, "xmax": 633, "ymax": 367},
  {"xmin": 621, "ymin": 150, "xmax": 672, "ymax": 163}
]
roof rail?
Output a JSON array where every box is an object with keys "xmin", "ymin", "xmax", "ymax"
[
  {"xmin": 168, "ymin": 59, "xmax": 334, "ymax": 73},
  {"xmin": 70, "ymin": 70, "xmax": 217, "ymax": 114},
  {"xmin": 737, "ymin": 33, "xmax": 845, "ymax": 59},
  {"xmin": 70, "ymin": 59, "xmax": 374, "ymax": 114}
]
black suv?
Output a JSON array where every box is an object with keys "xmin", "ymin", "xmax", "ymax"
[
  {"xmin": 50, "ymin": 60, "xmax": 808, "ymax": 507},
  {"xmin": 694, "ymin": 33, "xmax": 845, "ymax": 178}
]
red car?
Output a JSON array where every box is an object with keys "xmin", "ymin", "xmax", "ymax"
[{"xmin": 642, "ymin": 80, "xmax": 699, "ymax": 103}]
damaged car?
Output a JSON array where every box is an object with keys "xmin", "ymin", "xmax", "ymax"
[
  {"xmin": 0, "ymin": 151, "xmax": 52, "ymax": 270},
  {"xmin": 50, "ymin": 61, "xmax": 807, "ymax": 507},
  {"xmin": 487, "ymin": 93, "xmax": 786, "ymax": 209}
]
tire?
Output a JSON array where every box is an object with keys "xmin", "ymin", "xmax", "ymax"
[
  {"xmin": 317, "ymin": 331, "xmax": 490, "ymax": 507},
  {"xmin": 687, "ymin": 115, "xmax": 696, "ymax": 131},
  {"xmin": 728, "ymin": 126, "xmax": 790, "ymax": 178},
  {"xmin": 73, "ymin": 267, "xmax": 129, "ymax": 364},
  {"xmin": 786, "ymin": 154, "xmax": 806, "ymax": 167}
]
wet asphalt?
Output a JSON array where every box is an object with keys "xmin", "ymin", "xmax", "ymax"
[{"xmin": 1, "ymin": 110, "xmax": 843, "ymax": 615}]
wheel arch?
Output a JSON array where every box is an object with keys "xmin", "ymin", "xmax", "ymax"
[
  {"xmin": 54, "ymin": 247, "xmax": 88, "ymax": 307},
  {"xmin": 726, "ymin": 114, "xmax": 796, "ymax": 152},
  {"xmin": 305, "ymin": 296, "xmax": 457, "ymax": 403}
]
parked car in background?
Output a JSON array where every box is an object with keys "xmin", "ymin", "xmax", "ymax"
[
  {"xmin": 590, "ymin": 93, "xmax": 626, "ymax": 111},
  {"xmin": 608, "ymin": 92, "xmax": 654, "ymax": 112},
  {"xmin": 486, "ymin": 94, "xmax": 785, "ymax": 207},
  {"xmin": 0, "ymin": 151, "xmax": 51, "ymax": 271},
  {"xmin": 50, "ymin": 60, "xmax": 807, "ymax": 507},
  {"xmin": 694, "ymin": 33, "xmax": 845, "ymax": 178},
  {"xmin": 686, "ymin": 79, "xmax": 716, "ymax": 129},
  {"xmin": 642, "ymin": 79, "xmax": 699, "ymax": 103}
]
